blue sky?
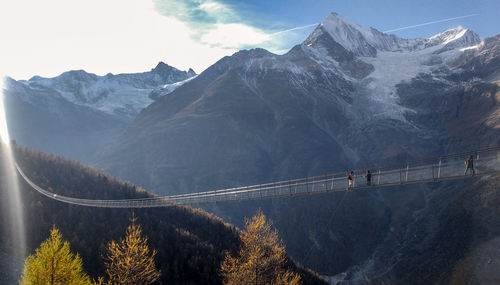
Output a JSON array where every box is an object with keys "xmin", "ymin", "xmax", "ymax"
[
  {"xmin": 238, "ymin": 0, "xmax": 498, "ymax": 37},
  {"xmin": 1, "ymin": 0, "xmax": 498, "ymax": 80},
  {"xmin": 167, "ymin": 0, "xmax": 498, "ymax": 43}
]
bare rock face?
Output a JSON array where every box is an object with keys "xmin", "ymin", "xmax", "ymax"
[
  {"xmin": 94, "ymin": 47, "xmax": 355, "ymax": 193},
  {"xmin": 456, "ymin": 34, "xmax": 500, "ymax": 81}
]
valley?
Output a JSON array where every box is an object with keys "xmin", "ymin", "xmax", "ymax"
[{"xmin": 2, "ymin": 10, "xmax": 500, "ymax": 285}]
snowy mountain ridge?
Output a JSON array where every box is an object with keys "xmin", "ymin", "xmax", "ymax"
[
  {"xmin": 300, "ymin": 13, "xmax": 483, "ymax": 123},
  {"xmin": 312, "ymin": 13, "xmax": 481, "ymax": 57},
  {"xmin": 227, "ymin": 14, "xmax": 482, "ymax": 126},
  {"xmin": 13, "ymin": 62, "xmax": 196, "ymax": 120}
]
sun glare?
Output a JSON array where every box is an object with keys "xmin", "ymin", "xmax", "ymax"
[
  {"xmin": 0, "ymin": 74, "xmax": 26, "ymax": 258},
  {"xmin": 0, "ymin": 76, "xmax": 10, "ymax": 144}
]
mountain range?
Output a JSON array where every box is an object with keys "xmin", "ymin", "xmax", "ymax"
[
  {"xmin": 3, "ymin": 62, "xmax": 195, "ymax": 162},
  {"xmin": 93, "ymin": 13, "xmax": 488, "ymax": 193},
  {"xmin": 3, "ymin": 12, "xmax": 500, "ymax": 284}
]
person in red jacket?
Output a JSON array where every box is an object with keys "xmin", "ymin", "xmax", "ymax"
[{"xmin": 347, "ymin": 171, "xmax": 354, "ymax": 191}]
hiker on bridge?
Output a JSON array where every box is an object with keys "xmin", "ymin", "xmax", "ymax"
[
  {"xmin": 365, "ymin": 170, "xmax": 372, "ymax": 186},
  {"xmin": 347, "ymin": 171, "xmax": 354, "ymax": 191},
  {"xmin": 464, "ymin": 154, "xmax": 475, "ymax": 175}
]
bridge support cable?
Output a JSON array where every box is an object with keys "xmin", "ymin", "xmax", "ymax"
[{"xmin": 14, "ymin": 147, "xmax": 500, "ymax": 207}]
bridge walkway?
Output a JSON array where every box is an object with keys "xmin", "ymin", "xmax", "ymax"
[{"xmin": 15, "ymin": 146, "xmax": 500, "ymax": 207}]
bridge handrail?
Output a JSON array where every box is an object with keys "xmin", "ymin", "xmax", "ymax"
[
  {"xmin": 14, "ymin": 146, "xmax": 500, "ymax": 207},
  {"xmin": 168, "ymin": 146, "xmax": 500, "ymax": 198}
]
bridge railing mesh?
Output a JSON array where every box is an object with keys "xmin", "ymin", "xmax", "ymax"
[{"xmin": 15, "ymin": 146, "xmax": 500, "ymax": 207}]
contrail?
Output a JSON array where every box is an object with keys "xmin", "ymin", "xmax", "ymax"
[
  {"xmin": 270, "ymin": 23, "xmax": 319, "ymax": 36},
  {"xmin": 384, "ymin": 14, "xmax": 479, "ymax": 33}
]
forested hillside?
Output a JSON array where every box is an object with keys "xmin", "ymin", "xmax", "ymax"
[{"xmin": 0, "ymin": 144, "xmax": 326, "ymax": 284}]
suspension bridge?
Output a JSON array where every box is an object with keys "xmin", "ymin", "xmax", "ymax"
[{"xmin": 14, "ymin": 146, "xmax": 500, "ymax": 208}]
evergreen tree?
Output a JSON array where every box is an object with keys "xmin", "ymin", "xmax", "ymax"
[
  {"xmin": 104, "ymin": 214, "xmax": 161, "ymax": 284},
  {"xmin": 220, "ymin": 210, "xmax": 301, "ymax": 285},
  {"xmin": 19, "ymin": 225, "xmax": 91, "ymax": 285}
]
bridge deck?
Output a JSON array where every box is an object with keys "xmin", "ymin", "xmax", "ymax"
[{"xmin": 15, "ymin": 146, "xmax": 500, "ymax": 207}]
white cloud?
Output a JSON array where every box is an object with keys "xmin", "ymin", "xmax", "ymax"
[
  {"xmin": 153, "ymin": 0, "xmax": 313, "ymax": 53},
  {"xmin": 0, "ymin": 0, "xmax": 310, "ymax": 80},
  {"xmin": 0, "ymin": 0, "xmax": 238, "ymax": 79},
  {"xmin": 200, "ymin": 23, "xmax": 270, "ymax": 48},
  {"xmin": 153, "ymin": 0, "xmax": 273, "ymax": 49}
]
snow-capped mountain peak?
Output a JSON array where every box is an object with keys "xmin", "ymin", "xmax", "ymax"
[
  {"xmin": 430, "ymin": 26, "xmax": 467, "ymax": 44},
  {"xmin": 427, "ymin": 26, "xmax": 481, "ymax": 49},
  {"xmin": 301, "ymin": 12, "xmax": 484, "ymax": 124},
  {"xmin": 11, "ymin": 63, "xmax": 197, "ymax": 121},
  {"xmin": 306, "ymin": 12, "xmax": 421, "ymax": 56},
  {"xmin": 315, "ymin": 12, "xmax": 379, "ymax": 56},
  {"xmin": 306, "ymin": 13, "xmax": 481, "ymax": 58},
  {"xmin": 152, "ymin": 61, "xmax": 174, "ymax": 73}
]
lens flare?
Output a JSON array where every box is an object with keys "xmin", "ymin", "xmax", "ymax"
[
  {"xmin": 0, "ymin": 75, "xmax": 26, "ymax": 260},
  {"xmin": 0, "ymin": 77, "xmax": 10, "ymax": 143}
]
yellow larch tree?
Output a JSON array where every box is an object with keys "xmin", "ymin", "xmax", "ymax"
[
  {"xmin": 103, "ymin": 214, "xmax": 161, "ymax": 284},
  {"xmin": 220, "ymin": 210, "xmax": 301, "ymax": 285},
  {"xmin": 19, "ymin": 225, "xmax": 91, "ymax": 285}
]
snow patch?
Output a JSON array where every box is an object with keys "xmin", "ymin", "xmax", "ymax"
[
  {"xmin": 162, "ymin": 75, "xmax": 198, "ymax": 93},
  {"xmin": 13, "ymin": 66, "xmax": 196, "ymax": 120},
  {"xmin": 360, "ymin": 43, "xmax": 470, "ymax": 121},
  {"xmin": 428, "ymin": 26, "xmax": 467, "ymax": 45},
  {"xmin": 460, "ymin": 44, "xmax": 480, "ymax": 51}
]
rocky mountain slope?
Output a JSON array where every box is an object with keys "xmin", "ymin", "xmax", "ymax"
[
  {"xmin": 3, "ymin": 63, "xmax": 195, "ymax": 162},
  {"xmin": 91, "ymin": 12, "xmax": 500, "ymax": 283},
  {"xmin": 94, "ymin": 13, "xmax": 485, "ymax": 193}
]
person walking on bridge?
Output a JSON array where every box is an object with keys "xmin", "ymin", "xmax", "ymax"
[
  {"xmin": 464, "ymin": 155, "xmax": 475, "ymax": 175},
  {"xmin": 365, "ymin": 170, "xmax": 372, "ymax": 186},
  {"xmin": 347, "ymin": 171, "xmax": 354, "ymax": 191}
]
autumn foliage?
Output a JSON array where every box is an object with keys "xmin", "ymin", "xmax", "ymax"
[
  {"xmin": 103, "ymin": 215, "xmax": 161, "ymax": 284},
  {"xmin": 220, "ymin": 210, "xmax": 301, "ymax": 285},
  {"xmin": 19, "ymin": 226, "xmax": 91, "ymax": 285},
  {"xmin": 7, "ymin": 146, "xmax": 325, "ymax": 284}
]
